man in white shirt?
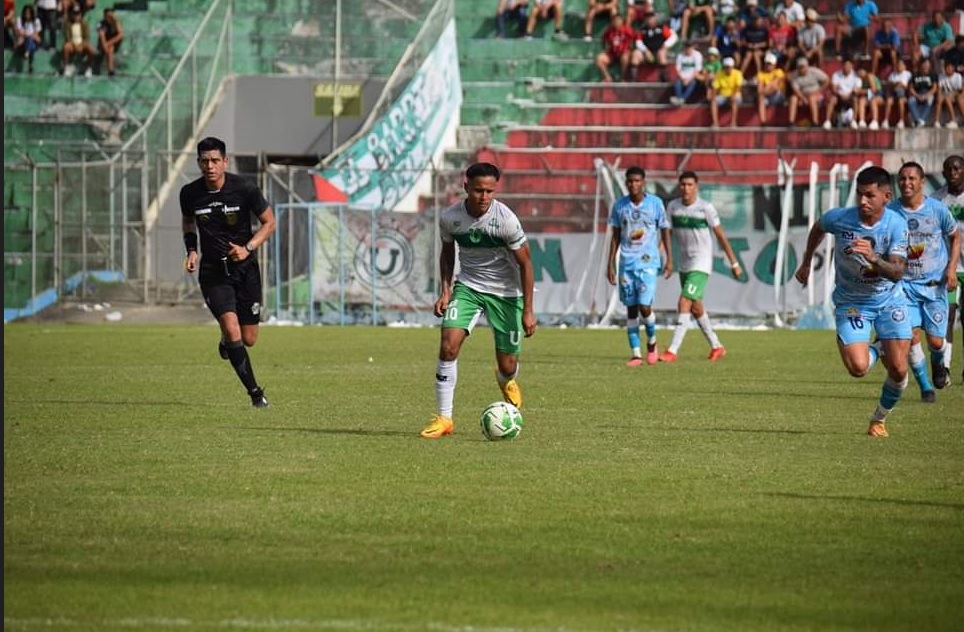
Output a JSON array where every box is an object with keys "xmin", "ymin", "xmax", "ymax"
[
  {"xmin": 824, "ymin": 57, "xmax": 864, "ymax": 128},
  {"xmin": 773, "ymin": 0, "xmax": 806, "ymax": 28},
  {"xmin": 934, "ymin": 59, "xmax": 963, "ymax": 128},
  {"xmin": 671, "ymin": 39, "xmax": 704, "ymax": 105}
]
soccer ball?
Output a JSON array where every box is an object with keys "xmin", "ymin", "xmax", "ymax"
[{"xmin": 480, "ymin": 401, "xmax": 523, "ymax": 441}]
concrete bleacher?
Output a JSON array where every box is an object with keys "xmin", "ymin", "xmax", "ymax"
[
  {"xmin": 3, "ymin": 0, "xmax": 436, "ymax": 311},
  {"xmin": 451, "ymin": 0, "xmax": 964, "ymax": 232}
]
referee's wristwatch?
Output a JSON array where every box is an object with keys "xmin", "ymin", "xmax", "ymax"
[{"xmin": 244, "ymin": 242, "xmax": 256, "ymax": 253}]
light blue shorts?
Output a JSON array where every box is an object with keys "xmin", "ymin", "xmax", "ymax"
[
  {"xmin": 904, "ymin": 281, "xmax": 949, "ymax": 338},
  {"xmin": 618, "ymin": 266, "xmax": 658, "ymax": 308},
  {"xmin": 835, "ymin": 295, "xmax": 912, "ymax": 345}
]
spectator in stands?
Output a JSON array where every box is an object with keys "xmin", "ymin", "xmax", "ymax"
[
  {"xmin": 671, "ymin": 39, "xmax": 704, "ymax": 105},
  {"xmin": 709, "ymin": 56, "xmax": 744, "ymax": 127},
  {"xmin": 636, "ymin": 11, "xmax": 677, "ymax": 82},
  {"xmin": 495, "ymin": 0, "xmax": 529, "ymax": 39},
  {"xmin": 824, "ymin": 57, "xmax": 864, "ymax": 129},
  {"xmin": 756, "ymin": 52, "xmax": 786, "ymax": 125},
  {"xmin": 736, "ymin": 0, "xmax": 768, "ymax": 30},
  {"xmin": 772, "ymin": 0, "xmax": 805, "ymax": 29},
  {"xmin": 73, "ymin": 0, "xmax": 96, "ymax": 17},
  {"xmin": 912, "ymin": 12, "xmax": 955, "ymax": 68},
  {"xmin": 908, "ymin": 57, "xmax": 938, "ymax": 127},
  {"xmin": 667, "ymin": 0, "xmax": 689, "ymax": 37},
  {"xmin": 796, "ymin": 8, "xmax": 826, "ymax": 69},
  {"xmin": 882, "ymin": 57, "xmax": 911, "ymax": 129},
  {"xmin": 584, "ymin": 0, "xmax": 620, "ymax": 42},
  {"xmin": 767, "ymin": 10, "xmax": 798, "ymax": 70},
  {"xmin": 934, "ymin": 59, "xmax": 963, "ymax": 129},
  {"xmin": 595, "ymin": 12, "xmax": 640, "ymax": 83},
  {"xmin": 63, "ymin": 1, "xmax": 96, "ymax": 22},
  {"xmin": 61, "ymin": 4, "xmax": 95, "ymax": 77},
  {"xmin": 835, "ymin": 0, "xmax": 878, "ymax": 61},
  {"xmin": 35, "ymin": 0, "xmax": 60, "ymax": 51},
  {"xmin": 14, "ymin": 5, "xmax": 43, "ymax": 74},
  {"xmin": 788, "ymin": 57, "xmax": 829, "ymax": 127},
  {"xmin": 627, "ymin": 0, "xmax": 655, "ymax": 29},
  {"xmin": 869, "ymin": 18, "xmax": 901, "ymax": 77},
  {"xmin": 856, "ymin": 66, "xmax": 885, "ymax": 129},
  {"xmin": 944, "ymin": 35, "xmax": 964, "ymax": 75},
  {"xmin": 96, "ymin": 6, "xmax": 122, "ymax": 76},
  {"xmin": 524, "ymin": 0, "xmax": 564, "ymax": 40},
  {"xmin": 702, "ymin": 45, "xmax": 723, "ymax": 99},
  {"xmin": 717, "ymin": 0, "xmax": 737, "ymax": 23},
  {"xmin": 3, "ymin": 0, "xmax": 14, "ymax": 50},
  {"xmin": 711, "ymin": 16, "xmax": 742, "ymax": 69},
  {"xmin": 739, "ymin": 13, "xmax": 769, "ymax": 78},
  {"xmin": 679, "ymin": 0, "xmax": 716, "ymax": 42}
]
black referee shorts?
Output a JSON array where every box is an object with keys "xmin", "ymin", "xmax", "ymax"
[{"xmin": 199, "ymin": 260, "xmax": 264, "ymax": 325}]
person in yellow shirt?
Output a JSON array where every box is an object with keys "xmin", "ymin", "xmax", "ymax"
[
  {"xmin": 756, "ymin": 53, "xmax": 787, "ymax": 125},
  {"xmin": 710, "ymin": 56, "xmax": 744, "ymax": 127}
]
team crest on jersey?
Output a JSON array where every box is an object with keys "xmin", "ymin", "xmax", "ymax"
[
  {"xmin": 891, "ymin": 308, "xmax": 905, "ymax": 322},
  {"xmin": 842, "ymin": 231, "xmax": 855, "ymax": 241},
  {"xmin": 907, "ymin": 218, "xmax": 919, "ymax": 230}
]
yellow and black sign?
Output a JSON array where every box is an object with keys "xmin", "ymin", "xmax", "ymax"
[{"xmin": 314, "ymin": 83, "xmax": 362, "ymax": 118}]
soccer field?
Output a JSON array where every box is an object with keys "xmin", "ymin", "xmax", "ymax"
[{"xmin": 4, "ymin": 324, "xmax": 963, "ymax": 632}]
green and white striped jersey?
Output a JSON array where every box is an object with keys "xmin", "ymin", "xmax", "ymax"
[
  {"xmin": 666, "ymin": 196, "xmax": 721, "ymax": 274},
  {"xmin": 440, "ymin": 199, "xmax": 527, "ymax": 298}
]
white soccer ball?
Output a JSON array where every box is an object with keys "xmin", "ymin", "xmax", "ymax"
[{"xmin": 480, "ymin": 401, "xmax": 523, "ymax": 441}]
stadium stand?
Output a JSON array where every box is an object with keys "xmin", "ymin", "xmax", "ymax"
[
  {"xmin": 452, "ymin": 0, "xmax": 964, "ymax": 232},
  {"xmin": 3, "ymin": 0, "xmax": 430, "ymax": 313},
  {"xmin": 4, "ymin": 0, "xmax": 963, "ymax": 311}
]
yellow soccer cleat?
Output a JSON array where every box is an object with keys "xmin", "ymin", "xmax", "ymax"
[
  {"xmin": 500, "ymin": 378, "xmax": 522, "ymax": 409},
  {"xmin": 867, "ymin": 421, "xmax": 889, "ymax": 437},
  {"xmin": 420, "ymin": 415, "xmax": 453, "ymax": 439}
]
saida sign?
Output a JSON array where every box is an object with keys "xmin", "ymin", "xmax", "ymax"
[{"xmin": 314, "ymin": 82, "xmax": 362, "ymax": 117}]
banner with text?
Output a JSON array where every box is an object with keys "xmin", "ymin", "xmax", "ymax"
[
  {"xmin": 312, "ymin": 20, "xmax": 462, "ymax": 212},
  {"xmin": 310, "ymin": 193, "xmax": 820, "ymax": 318}
]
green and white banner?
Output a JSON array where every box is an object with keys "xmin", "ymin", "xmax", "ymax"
[
  {"xmin": 313, "ymin": 20, "xmax": 462, "ymax": 212},
  {"xmin": 309, "ymin": 193, "xmax": 819, "ymax": 318}
]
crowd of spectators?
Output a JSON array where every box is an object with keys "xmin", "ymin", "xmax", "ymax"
[
  {"xmin": 492, "ymin": 0, "xmax": 964, "ymax": 130},
  {"xmin": 4, "ymin": 1, "xmax": 122, "ymax": 76}
]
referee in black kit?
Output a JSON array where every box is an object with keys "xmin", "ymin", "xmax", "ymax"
[{"xmin": 180, "ymin": 136, "xmax": 277, "ymax": 408}]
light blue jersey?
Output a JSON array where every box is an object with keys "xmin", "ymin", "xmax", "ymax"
[
  {"xmin": 609, "ymin": 193, "xmax": 668, "ymax": 272},
  {"xmin": 887, "ymin": 196, "xmax": 956, "ymax": 285},
  {"xmin": 819, "ymin": 205, "xmax": 908, "ymax": 309}
]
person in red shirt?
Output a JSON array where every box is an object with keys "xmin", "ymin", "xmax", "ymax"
[
  {"xmin": 4, "ymin": 0, "xmax": 16, "ymax": 49},
  {"xmin": 595, "ymin": 12, "xmax": 642, "ymax": 82},
  {"xmin": 768, "ymin": 11, "xmax": 798, "ymax": 70}
]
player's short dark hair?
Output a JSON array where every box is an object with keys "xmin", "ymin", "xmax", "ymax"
[
  {"xmin": 466, "ymin": 162, "xmax": 500, "ymax": 181},
  {"xmin": 943, "ymin": 154, "xmax": 964, "ymax": 169},
  {"xmin": 678, "ymin": 170, "xmax": 699, "ymax": 183},
  {"xmin": 856, "ymin": 166, "xmax": 892, "ymax": 189},
  {"xmin": 625, "ymin": 166, "xmax": 646, "ymax": 179},
  {"xmin": 197, "ymin": 136, "xmax": 227, "ymax": 158},
  {"xmin": 898, "ymin": 161, "xmax": 924, "ymax": 179}
]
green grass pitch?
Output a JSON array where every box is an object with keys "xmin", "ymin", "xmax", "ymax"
[{"xmin": 4, "ymin": 323, "xmax": 963, "ymax": 632}]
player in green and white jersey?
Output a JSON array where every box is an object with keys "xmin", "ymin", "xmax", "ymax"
[
  {"xmin": 420, "ymin": 162, "xmax": 537, "ymax": 439},
  {"xmin": 931, "ymin": 154, "xmax": 964, "ymax": 383},
  {"xmin": 660, "ymin": 171, "xmax": 743, "ymax": 363}
]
